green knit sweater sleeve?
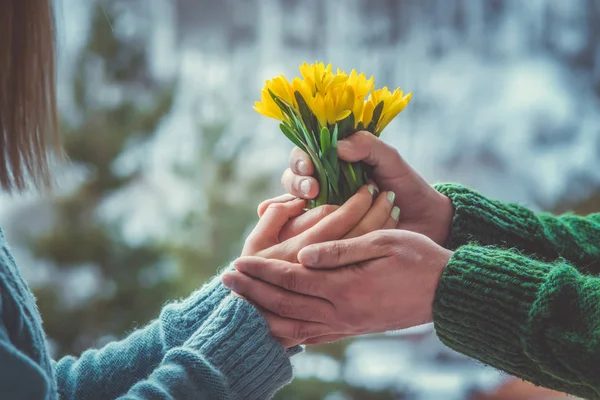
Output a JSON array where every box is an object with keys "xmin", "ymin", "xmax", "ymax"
[
  {"xmin": 434, "ymin": 183, "xmax": 600, "ymax": 272},
  {"xmin": 433, "ymin": 246, "xmax": 600, "ymax": 399}
]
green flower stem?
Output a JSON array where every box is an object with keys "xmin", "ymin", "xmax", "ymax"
[{"xmin": 310, "ymin": 156, "xmax": 330, "ymax": 208}]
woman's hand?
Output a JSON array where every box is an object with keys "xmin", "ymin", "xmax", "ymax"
[
  {"xmin": 280, "ymin": 131, "xmax": 454, "ymax": 246},
  {"xmin": 241, "ymin": 184, "xmax": 399, "ymax": 263}
]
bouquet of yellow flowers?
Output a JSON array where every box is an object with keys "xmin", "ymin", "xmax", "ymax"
[{"xmin": 255, "ymin": 62, "xmax": 412, "ymax": 207}]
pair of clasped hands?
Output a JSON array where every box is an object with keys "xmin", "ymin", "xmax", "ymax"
[{"xmin": 222, "ymin": 131, "xmax": 456, "ymax": 348}]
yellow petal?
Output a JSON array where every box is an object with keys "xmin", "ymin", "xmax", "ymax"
[
  {"xmin": 362, "ymin": 100, "xmax": 375, "ymax": 127},
  {"xmin": 324, "ymin": 94, "xmax": 337, "ymax": 125},
  {"xmin": 353, "ymin": 100, "xmax": 364, "ymax": 126},
  {"xmin": 270, "ymin": 75, "xmax": 294, "ymax": 107},
  {"xmin": 339, "ymin": 85, "xmax": 355, "ymax": 111},
  {"xmin": 311, "ymin": 94, "xmax": 327, "ymax": 127},
  {"xmin": 292, "ymin": 77, "xmax": 314, "ymax": 107},
  {"xmin": 336, "ymin": 109, "xmax": 352, "ymax": 121},
  {"xmin": 253, "ymin": 101, "xmax": 283, "ymax": 120},
  {"xmin": 376, "ymin": 92, "xmax": 412, "ymax": 133}
]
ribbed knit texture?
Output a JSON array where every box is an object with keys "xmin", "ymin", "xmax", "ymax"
[
  {"xmin": 0, "ymin": 228, "xmax": 298, "ymax": 399},
  {"xmin": 433, "ymin": 183, "xmax": 600, "ymax": 399},
  {"xmin": 435, "ymin": 183, "xmax": 600, "ymax": 270}
]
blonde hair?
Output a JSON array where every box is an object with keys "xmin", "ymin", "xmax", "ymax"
[{"xmin": 0, "ymin": 0, "xmax": 59, "ymax": 192}]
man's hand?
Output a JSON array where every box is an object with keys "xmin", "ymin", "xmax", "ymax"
[
  {"xmin": 223, "ymin": 230, "xmax": 453, "ymax": 346},
  {"xmin": 279, "ymin": 131, "xmax": 455, "ymax": 245}
]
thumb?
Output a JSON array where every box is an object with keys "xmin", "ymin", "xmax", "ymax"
[
  {"xmin": 298, "ymin": 230, "xmax": 397, "ymax": 268},
  {"xmin": 337, "ymin": 131, "xmax": 407, "ymax": 180}
]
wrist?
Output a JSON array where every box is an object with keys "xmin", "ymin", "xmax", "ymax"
[
  {"xmin": 427, "ymin": 192, "xmax": 455, "ymax": 246},
  {"xmin": 423, "ymin": 246, "xmax": 453, "ymax": 324}
]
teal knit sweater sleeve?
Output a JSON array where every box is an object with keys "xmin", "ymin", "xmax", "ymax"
[
  {"xmin": 118, "ymin": 295, "xmax": 295, "ymax": 399},
  {"xmin": 435, "ymin": 183, "xmax": 600, "ymax": 271},
  {"xmin": 54, "ymin": 271, "xmax": 229, "ymax": 398},
  {"xmin": 432, "ymin": 184, "xmax": 600, "ymax": 399},
  {"xmin": 54, "ymin": 270, "xmax": 298, "ymax": 400},
  {"xmin": 0, "ymin": 232, "xmax": 299, "ymax": 400}
]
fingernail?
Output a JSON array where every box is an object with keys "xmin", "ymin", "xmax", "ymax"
[
  {"xmin": 368, "ymin": 184, "xmax": 375, "ymax": 196},
  {"xmin": 222, "ymin": 273, "xmax": 238, "ymax": 292},
  {"xmin": 297, "ymin": 160, "xmax": 309, "ymax": 175},
  {"xmin": 391, "ymin": 206, "xmax": 401, "ymax": 221},
  {"xmin": 300, "ymin": 179, "xmax": 311, "ymax": 195},
  {"xmin": 387, "ymin": 191, "xmax": 396, "ymax": 204}
]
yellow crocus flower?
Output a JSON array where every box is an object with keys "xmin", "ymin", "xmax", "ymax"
[
  {"xmin": 348, "ymin": 70, "xmax": 375, "ymax": 100},
  {"xmin": 253, "ymin": 87, "xmax": 284, "ymax": 120},
  {"xmin": 254, "ymin": 61, "xmax": 411, "ymax": 134},
  {"xmin": 376, "ymin": 91, "xmax": 412, "ymax": 134},
  {"xmin": 269, "ymin": 75, "xmax": 295, "ymax": 107},
  {"xmin": 323, "ymin": 88, "xmax": 352, "ymax": 125},
  {"xmin": 255, "ymin": 61, "xmax": 412, "ymax": 208}
]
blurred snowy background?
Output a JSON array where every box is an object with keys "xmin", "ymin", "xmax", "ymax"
[{"xmin": 1, "ymin": 0, "xmax": 596, "ymax": 398}]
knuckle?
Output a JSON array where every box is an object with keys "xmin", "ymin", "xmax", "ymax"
[
  {"xmin": 314, "ymin": 306, "xmax": 330, "ymax": 322},
  {"xmin": 280, "ymin": 267, "xmax": 297, "ymax": 291},
  {"xmin": 331, "ymin": 241, "xmax": 348, "ymax": 262},
  {"xmin": 293, "ymin": 324, "xmax": 312, "ymax": 340},
  {"xmin": 370, "ymin": 231, "xmax": 395, "ymax": 252},
  {"xmin": 276, "ymin": 296, "xmax": 293, "ymax": 317}
]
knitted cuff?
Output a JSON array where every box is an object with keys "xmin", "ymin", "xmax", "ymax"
[
  {"xmin": 185, "ymin": 294, "xmax": 295, "ymax": 400},
  {"xmin": 160, "ymin": 265, "xmax": 233, "ymax": 348},
  {"xmin": 434, "ymin": 183, "xmax": 542, "ymax": 250},
  {"xmin": 433, "ymin": 245, "xmax": 551, "ymax": 379}
]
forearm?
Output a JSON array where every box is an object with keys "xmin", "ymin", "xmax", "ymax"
[
  {"xmin": 119, "ymin": 295, "xmax": 296, "ymax": 400},
  {"xmin": 435, "ymin": 183, "xmax": 600, "ymax": 271},
  {"xmin": 433, "ymin": 245, "xmax": 600, "ymax": 399},
  {"xmin": 56, "ymin": 267, "xmax": 232, "ymax": 399}
]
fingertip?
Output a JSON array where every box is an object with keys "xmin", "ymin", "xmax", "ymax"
[
  {"xmin": 233, "ymin": 256, "xmax": 261, "ymax": 270},
  {"xmin": 232, "ymin": 258, "xmax": 249, "ymax": 273},
  {"xmin": 366, "ymin": 179, "xmax": 379, "ymax": 195},
  {"xmin": 257, "ymin": 203, "xmax": 268, "ymax": 217},
  {"xmin": 391, "ymin": 206, "xmax": 401, "ymax": 221},
  {"xmin": 297, "ymin": 246, "xmax": 319, "ymax": 267},
  {"xmin": 337, "ymin": 131, "xmax": 377, "ymax": 163},
  {"xmin": 232, "ymin": 258, "xmax": 243, "ymax": 271},
  {"xmin": 298, "ymin": 177, "xmax": 319, "ymax": 199},
  {"xmin": 282, "ymin": 169, "xmax": 320, "ymax": 200},
  {"xmin": 292, "ymin": 197, "xmax": 308, "ymax": 212},
  {"xmin": 221, "ymin": 271, "xmax": 238, "ymax": 290},
  {"xmin": 257, "ymin": 194, "xmax": 298, "ymax": 217}
]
